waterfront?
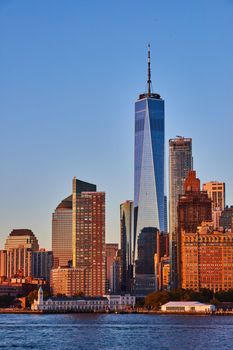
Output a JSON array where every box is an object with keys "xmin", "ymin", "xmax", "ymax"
[{"xmin": 0, "ymin": 314, "xmax": 233, "ymax": 350}]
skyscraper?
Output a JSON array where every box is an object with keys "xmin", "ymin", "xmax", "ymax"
[
  {"xmin": 51, "ymin": 178, "xmax": 106, "ymax": 297},
  {"xmin": 52, "ymin": 195, "xmax": 72, "ymax": 268},
  {"xmin": 169, "ymin": 137, "xmax": 192, "ymax": 287},
  {"xmin": 72, "ymin": 178, "xmax": 97, "ymax": 267},
  {"xmin": 120, "ymin": 200, "xmax": 133, "ymax": 292},
  {"xmin": 134, "ymin": 45, "xmax": 166, "ymax": 294},
  {"xmin": 72, "ymin": 177, "xmax": 106, "ymax": 296}
]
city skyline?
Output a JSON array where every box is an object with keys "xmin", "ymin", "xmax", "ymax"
[{"xmin": 1, "ymin": 0, "xmax": 233, "ymax": 250}]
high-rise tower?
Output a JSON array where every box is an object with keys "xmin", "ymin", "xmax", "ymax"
[
  {"xmin": 134, "ymin": 45, "xmax": 166, "ymax": 295},
  {"xmin": 169, "ymin": 137, "xmax": 192, "ymax": 287},
  {"xmin": 120, "ymin": 200, "xmax": 133, "ymax": 292},
  {"xmin": 52, "ymin": 195, "xmax": 72, "ymax": 268}
]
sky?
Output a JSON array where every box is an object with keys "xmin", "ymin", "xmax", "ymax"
[{"xmin": 0, "ymin": 0, "xmax": 233, "ymax": 249}]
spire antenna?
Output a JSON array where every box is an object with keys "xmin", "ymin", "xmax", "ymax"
[{"xmin": 147, "ymin": 43, "xmax": 151, "ymax": 96}]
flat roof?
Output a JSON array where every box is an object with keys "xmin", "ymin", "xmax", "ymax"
[{"xmin": 162, "ymin": 301, "xmax": 211, "ymax": 307}]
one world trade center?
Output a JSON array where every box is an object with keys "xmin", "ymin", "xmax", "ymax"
[{"xmin": 134, "ymin": 45, "xmax": 167, "ymax": 295}]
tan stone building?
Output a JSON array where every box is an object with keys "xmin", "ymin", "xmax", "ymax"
[
  {"xmin": 4, "ymin": 229, "xmax": 39, "ymax": 278},
  {"xmin": 181, "ymin": 222, "xmax": 233, "ymax": 292},
  {"xmin": 50, "ymin": 267, "xmax": 85, "ymax": 296}
]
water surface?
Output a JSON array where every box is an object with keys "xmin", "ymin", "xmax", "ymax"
[{"xmin": 0, "ymin": 313, "xmax": 232, "ymax": 349}]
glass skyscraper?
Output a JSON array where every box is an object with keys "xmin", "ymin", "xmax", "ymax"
[{"xmin": 134, "ymin": 45, "xmax": 166, "ymax": 294}]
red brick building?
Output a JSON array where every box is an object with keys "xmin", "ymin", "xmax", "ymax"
[{"xmin": 176, "ymin": 171, "xmax": 212, "ymax": 286}]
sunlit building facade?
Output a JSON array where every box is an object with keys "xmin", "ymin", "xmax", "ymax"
[
  {"xmin": 202, "ymin": 181, "xmax": 225, "ymax": 212},
  {"xmin": 52, "ymin": 195, "xmax": 72, "ymax": 268},
  {"xmin": 72, "ymin": 177, "xmax": 106, "ymax": 296},
  {"xmin": 181, "ymin": 222, "xmax": 233, "ymax": 292},
  {"xmin": 169, "ymin": 137, "xmax": 192, "ymax": 287},
  {"xmin": 4, "ymin": 229, "xmax": 39, "ymax": 278},
  {"xmin": 177, "ymin": 171, "xmax": 212, "ymax": 287}
]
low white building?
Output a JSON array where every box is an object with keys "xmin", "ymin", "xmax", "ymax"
[
  {"xmin": 32, "ymin": 288, "xmax": 135, "ymax": 312},
  {"xmin": 161, "ymin": 301, "xmax": 216, "ymax": 313},
  {"xmin": 104, "ymin": 294, "xmax": 136, "ymax": 311}
]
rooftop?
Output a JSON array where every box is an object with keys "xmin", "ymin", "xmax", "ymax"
[
  {"xmin": 56, "ymin": 195, "xmax": 72, "ymax": 210},
  {"xmin": 162, "ymin": 301, "xmax": 210, "ymax": 307},
  {"xmin": 9, "ymin": 229, "xmax": 35, "ymax": 237}
]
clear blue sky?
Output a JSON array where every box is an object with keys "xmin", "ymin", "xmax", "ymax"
[{"xmin": 0, "ymin": 0, "xmax": 233, "ymax": 249}]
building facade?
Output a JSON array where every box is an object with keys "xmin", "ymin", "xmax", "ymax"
[
  {"xmin": 202, "ymin": 181, "xmax": 225, "ymax": 212},
  {"xmin": 181, "ymin": 222, "xmax": 233, "ymax": 292},
  {"xmin": 120, "ymin": 200, "xmax": 133, "ymax": 292},
  {"xmin": 51, "ymin": 267, "xmax": 86, "ymax": 296},
  {"xmin": 169, "ymin": 137, "xmax": 192, "ymax": 286},
  {"xmin": 110, "ymin": 249, "xmax": 121, "ymax": 294},
  {"xmin": 5, "ymin": 229, "xmax": 39, "ymax": 251},
  {"xmin": 161, "ymin": 301, "xmax": 215, "ymax": 313},
  {"xmin": 52, "ymin": 195, "xmax": 72, "ymax": 268},
  {"xmin": 220, "ymin": 206, "xmax": 233, "ymax": 230},
  {"xmin": 134, "ymin": 45, "xmax": 166, "ymax": 295},
  {"xmin": 106, "ymin": 243, "xmax": 118, "ymax": 292},
  {"xmin": 0, "ymin": 250, "xmax": 7, "ymax": 277},
  {"xmin": 4, "ymin": 229, "xmax": 39, "ymax": 278},
  {"xmin": 32, "ymin": 287, "xmax": 135, "ymax": 312},
  {"xmin": 72, "ymin": 177, "xmax": 106, "ymax": 296},
  {"xmin": 134, "ymin": 227, "xmax": 158, "ymax": 295},
  {"xmin": 176, "ymin": 171, "xmax": 212, "ymax": 287},
  {"xmin": 32, "ymin": 250, "xmax": 53, "ymax": 282}
]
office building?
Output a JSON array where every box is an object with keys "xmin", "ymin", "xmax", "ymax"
[
  {"xmin": 134, "ymin": 45, "xmax": 166, "ymax": 294},
  {"xmin": 169, "ymin": 137, "xmax": 192, "ymax": 236},
  {"xmin": 72, "ymin": 177, "xmax": 97, "ymax": 267},
  {"xmin": 52, "ymin": 195, "xmax": 72, "ymax": 268},
  {"xmin": 72, "ymin": 177, "xmax": 106, "ymax": 296},
  {"xmin": 134, "ymin": 227, "xmax": 158, "ymax": 295},
  {"xmin": 155, "ymin": 232, "xmax": 170, "ymax": 291},
  {"xmin": 32, "ymin": 250, "xmax": 53, "ymax": 282},
  {"xmin": 110, "ymin": 250, "xmax": 121, "ymax": 294},
  {"xmin": 51, "ymin": 267, "xmax": 86, "ymax": 296},
  {"xmin": 106, "ymin": 243, "xmax": 118, "ymax": 292},
  {"xmin": 120, "ymin": 200, "xmax": 133, "ymax": 292},
  {"xmin": 181, "ymin": 222, "xmax": 233, "ymax": 292},
  {"xmin": 220, "ymin": 206, "xmax": 233, "ymax": 230},
  {"xmin": 5, "ymin": 229, "xmax": 39, "ymax": 251},
  {"xmin": 176, "ymin": 171, "xmax": 212, "ymax": 287},
  {"xmin": 202, "ymin": 181, "xmax": 225, "ymax": 211},
  {"xmin": 4, "ymin": 229, "xmax": 39, "ymax": 278},
  {"xmin": 169, "ymin": 137, "xmax": 192, "ymax": 285},
  {"xmin": 157, "ymin": 256, "xmax": 170, "ymax": 291}
]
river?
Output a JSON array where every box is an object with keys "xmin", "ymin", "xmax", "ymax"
[{"xmin": 0, "ymin": 313, "xmax": 232, "ymax": 349}]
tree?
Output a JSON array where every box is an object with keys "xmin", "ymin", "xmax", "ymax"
[
  {"xmin": 28, "ymin": 290, "xmax": 38, "ymax": 305},
  {"xmin": 145, "ymin": 290, "xmax": 170, "ymax": 310}
]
